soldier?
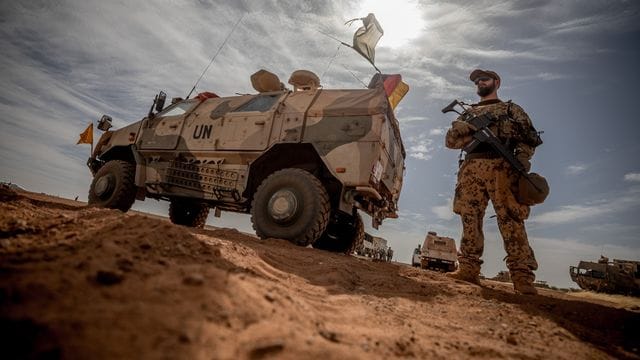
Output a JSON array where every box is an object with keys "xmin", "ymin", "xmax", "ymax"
[
  {"xmin": 386, "ymin": 247, "xmax": 394, "ymax": 262},
  {"xmin": 444, "ymin": 69, "xmax": 542, "ymax": 295}
]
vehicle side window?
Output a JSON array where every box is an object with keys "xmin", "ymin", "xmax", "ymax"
[
  {"xmin": 232, "ymin": 94, "xmax": 280, "ymax": 112},
  {"xmin": 157, "ymin": 100, "xmax": 197, "ymax": 117}
]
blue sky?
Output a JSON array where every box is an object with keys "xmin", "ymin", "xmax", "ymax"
[{"xmin": 1, "ymin": 0, "xmax": 639, "ymax": 288}]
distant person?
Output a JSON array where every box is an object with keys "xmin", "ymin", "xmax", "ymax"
[
  {"xmin": 386, "ymin": 247, "xmax": 393, "ymax": 262},
  {"xmin": 444, "ymin": 69, "xmax": 543, "ymax": 295}
]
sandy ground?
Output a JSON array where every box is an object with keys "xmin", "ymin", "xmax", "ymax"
[{"xmin": 1, "ymin": 185, "xmax": 639, "ymax": 359}]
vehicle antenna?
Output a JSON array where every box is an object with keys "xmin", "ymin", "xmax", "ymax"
[
  {"xmin": 316, "ymin": 29, "xmax": 382, "ymax": 74},
  {"xmin": 321, "ymin": 43, "xmax": 342, "ymax": 80},
  {"xmin": 341, "ymin": 64, "xmax": 368, "ymax": 88},
  {"xmin": 186, "ymin": 14, "xmax": 245, "ymax": 99}
]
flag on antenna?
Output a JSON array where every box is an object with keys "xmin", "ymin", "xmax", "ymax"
[
  {"xmin": 382, "ymin": 74, "xmax": 410, "ymax": 110},
  {"xmin": 347, "ymin": 13, "xmax": 383, "ymax": 66},
  {"xmin": 368, "ymin": 73, "xmax": 410, "ymax": 110},
  {"xmin": 77, "ymin": 123, "xmax": 93, "ymax": 145}
]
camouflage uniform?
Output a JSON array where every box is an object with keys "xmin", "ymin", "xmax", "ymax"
[{"xmin": 446, "ymin": 99, "xmax": 539, "ymax": 285}]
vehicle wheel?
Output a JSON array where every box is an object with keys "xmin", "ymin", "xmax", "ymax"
[
  {"xmin": 313, "ymin": 211, "xmax": 364, "ymax": 254},
  {"xmin": 250, "ymin": 168, "xmax": 330, "ymax": 246},
  {"xmin": 169, "ymin": 199, "xmax": 210, "ymax": 228},
  {"xmin": 88, "ymin": 160, "xmax": 137, "ymax": 212}
]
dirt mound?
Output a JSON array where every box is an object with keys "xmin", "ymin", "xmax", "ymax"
[{"xmin": 1, "ymin": 188, "xmax": 639, "ymax": 359}]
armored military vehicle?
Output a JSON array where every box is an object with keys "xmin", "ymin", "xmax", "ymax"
[
  {"xmin": 490, "ymin": 270, "xmax": 511, "ymax": 282},
  {"xmin": 570, "ymin": 256, "xmax": 640, "ymax": 296},
  {"xmin": 419, "ymin": 231, "xmax": 457, "ymax": 272},
  {"xmin": 86, "ymin": 69, "xmax": 406, "ymax": 253}
]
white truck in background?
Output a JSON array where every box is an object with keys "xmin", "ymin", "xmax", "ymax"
[
  {"xmin": 419, "ymin": 231, "xmax": 458, "ymax": 272},
  {"xmin": 411, "ymin": 245, "xmax": 422, "ymax": 267}
]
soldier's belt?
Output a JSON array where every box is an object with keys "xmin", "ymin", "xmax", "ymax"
[{"xmin": 465, "ymin": 152, "xmax": 501, "ymax": 160}]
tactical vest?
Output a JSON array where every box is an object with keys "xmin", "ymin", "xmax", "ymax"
[{"xmin": 467, "ymin": 100, "xmax": 541, "ymax": 154}]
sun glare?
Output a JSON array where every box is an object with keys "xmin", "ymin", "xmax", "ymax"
[{"xmin": 358, "ymin": 0, "xmax": 425, "ymax": 48}]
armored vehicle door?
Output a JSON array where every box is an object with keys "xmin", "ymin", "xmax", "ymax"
[
  {"xmin": 139, "ymin": 99, "xmax": 199, "ymax": 150},
  {"xmin": 214, "ymin": 91, "xmax": 286, "ymax": 150}
]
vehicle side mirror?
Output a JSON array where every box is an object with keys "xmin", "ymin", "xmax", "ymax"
[
  {"xmin": 155, "ymin": 91, "xmax": 166, "ymax": 112},
  {"xmin": 97, "ymin": 115, "xmax": 113, "ymax": 131}
]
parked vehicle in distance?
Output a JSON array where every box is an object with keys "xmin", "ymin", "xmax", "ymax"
[
  {"xmin": 570, "ymin": 256, "xmax": 639, "ymax": 296},
  {"xmin": 420, "ymin": 231, "xmax": 457, "ymax": 272},
  {"xmin": 411, "ymin": 245, "xmax": 422, "ymax": 267}
]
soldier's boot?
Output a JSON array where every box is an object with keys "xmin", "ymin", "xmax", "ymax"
[
  {"xmin": 446, "ymin": 265, "xmax": 480, "ymax": 285},
  {"xmin": 511, "ymin": 272, "xmax": 538, "ymax": 295}
]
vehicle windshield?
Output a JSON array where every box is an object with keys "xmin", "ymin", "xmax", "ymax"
[
  {"xmin": 157, "ymin": 99, "xmax": 198, "ymax": 117},
  {"xmin": 232, "ymin": 94, "xmax": 281, "ymax": 112}
]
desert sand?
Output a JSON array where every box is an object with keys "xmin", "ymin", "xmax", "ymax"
[{"xmin": 1, "ymin": 185, "xmax": 638, "ymax": 359}]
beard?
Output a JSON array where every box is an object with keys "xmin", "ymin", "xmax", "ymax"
[{"xmin": 477, "ymin": 83, "xmax": 495, "ymax": 97}]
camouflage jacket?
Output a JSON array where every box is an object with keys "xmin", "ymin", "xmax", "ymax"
[{"xmin": 445, "ymin": 99, "xmax": 540, "ymax": 160}]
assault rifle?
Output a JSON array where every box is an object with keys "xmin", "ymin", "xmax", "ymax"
[{"xmin": 441, "ymin": 99, "xmax": 543, "ymax": 192}]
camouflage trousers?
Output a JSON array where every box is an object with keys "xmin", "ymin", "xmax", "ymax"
[{"xmin": 453, "ymin": 158, "xmax": 538, "ymax": 281}]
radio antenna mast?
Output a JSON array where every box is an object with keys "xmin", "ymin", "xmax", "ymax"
[{"xmin": 186, "ymin": 14, "xmax": 245, "ymax": 99}]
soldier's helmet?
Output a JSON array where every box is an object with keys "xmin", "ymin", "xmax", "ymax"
[
  {"xmin": 288, "ymin": 70, "xmax": 320, "ymax": 91},
  {"xmin": 516, "ymin": 173, "xmax": 549, "ymax": 206},
  {"xmin": 251, "ymin": 69, "xmax": 284, "ymax": 92}
]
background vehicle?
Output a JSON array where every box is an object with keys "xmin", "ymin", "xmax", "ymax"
[
  {"xmin": 570, "ymin": 256, "xmax": 640, "ymax": 296},
  {"xmin": 411, "ymin": 245, "xmax": 421, "ymax": 267},
  {"xmin": 87, "ymin": 69, "xmax": 407, "ymax": 253},
  {"xmin": 419, "ymin": 231, "xmax": 457, "ymax": 272}
]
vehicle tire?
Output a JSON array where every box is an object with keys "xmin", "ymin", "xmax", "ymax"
[
  {"xmin": 169, "ymin": 199, "xmax": 210, "ymax": 228},
  {"xmin": 250, "ymin": 168, "xmax": 330, "ymax": 246},
  {"xmin": 313, "ymin": 211, "xmax": 364, "ymax": 254},
  {"xmin": 88, "ymin": 160, "xmax": 137, "ymax": 212}
]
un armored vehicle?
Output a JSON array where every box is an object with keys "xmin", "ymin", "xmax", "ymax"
[
  {"xmin": 419, "ymin": 231, "xmax": 457, "ymax": 272},
  {"xmin": 86, "ymin": 69, "xmax": 406, "ymax": 253},
  {"xmin": 570, "ymin": 256, "xmax": 640, "ymax": 296}
]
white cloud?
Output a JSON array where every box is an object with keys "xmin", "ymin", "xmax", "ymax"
[
  {"xmin": 515, "ymin": 72, "xmax": 572, "ymax": 81},
  {"xmin": 408, "ymin": 144, "xmax": 430, "ymax": 152},
  {"xmin": 536, "ymin": 72, "xmax": 569, "ymax": 81},
  {"xmin": 565, "ymin": 163, "xmax": 588, "ymax": 175},
  {"xmin": 460, "ymin": 48, "xmax": 554, "ymax": 61},
  {"xmin": 531, "ymin": 204, "xmax": 608, "ymax": 225},
  {"xmin": 429, "ymin": 127, "xmax": 445, "ymax": 136},
  {"xmin": 531, "ymin": 189, "xmax": 640, "ymax": 225},
  {"xmin": 432, "ymin": 199, "xmax": 454, "ymax": 221},
  {"xmin": 624, "ymin": 173, "xmax": 640, "ymax": 182},
  {"xmin": 399, "ymin": 116, "xmax": 430, "ymax": 123},
  {"xmin": 409, "ymin": 152, "xmax": 432, "ymax": 161},
  {"xmin": 406, "ymin": 135, "xmax": 435, "ymax": 161}
]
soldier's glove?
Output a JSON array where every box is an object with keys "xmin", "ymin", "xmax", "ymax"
[
  {"xmin": 516, "ymin": 152, "xmax": 531, "ymax": 173},
  {"xmin": 447, "ymin": 134, "xmax": 474, "ymax": 149},
  {"xmin": 450, "ymin": 120, "xmax": 476, "ymax": 137}
]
